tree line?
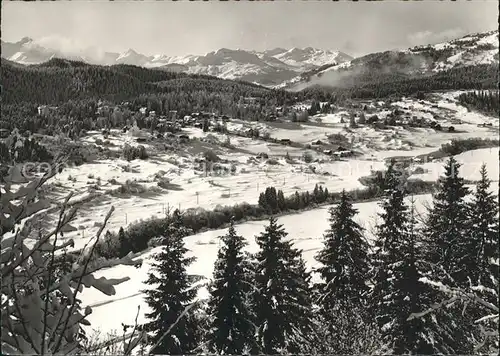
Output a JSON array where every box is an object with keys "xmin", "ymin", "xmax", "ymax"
[
  {"xmin": 139, "ymin": 158, "xmax": 498, "ymax": 354},
  {"xmin": 95, "ymin": 172, "xmax": 438, "ymax": 261},
  {"xmin": 458, "ymin": 90, "xmax": 500, "ymax": 117},
  {"xmin": 301, "ymin": 64, "xmax": 499, "ymax": 101}
]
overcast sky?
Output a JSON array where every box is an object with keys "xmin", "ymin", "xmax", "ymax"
[{"xmin": 2, "ymin": 1, "xmax": 498, "ymax": 58}]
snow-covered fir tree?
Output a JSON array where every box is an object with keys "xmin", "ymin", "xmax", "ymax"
[
  {"xmin": 465, "ymin": 164, "xmax": 499, "ymax": 350},
  {"xmin": 315, "ymin": 189, "xmax": 370, "ymax": 311},
  {"xmin": 142, "ymin": 209, "xmax": 201, "ymax": 355},
  {"xmin": 253, "ymin": 217, "xmax": 315, "ymax": 354},
  {"xmin": 466, "ymin": 164, "xmax": 499, "ymax": 295},
  {"xmin": 370, "ymin": 170, "xmax": 473, "ymax": 354},
  {"xmin": 205, "ymin": 219, "xmax": 256, "ymax": 354},
  {"xmin": 424, "ymin": 157, "xmax": 470, "ymax": 285}
]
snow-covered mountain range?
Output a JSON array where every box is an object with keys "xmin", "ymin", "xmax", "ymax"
[
  {"xmin": 284, "ymin": 30, "xmax": 499, "ymax": 91},
  {"xmin": 2, "ymin": 30, "xmax": 497, "ymax": 89},
  {"xmin": 0, "ymin": 38, "xmax": 352, "ymax": 86}
]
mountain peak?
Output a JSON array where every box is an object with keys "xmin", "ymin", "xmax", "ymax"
[
  {"xmin": 18, "ymin": 37, "xmax": 33, "ymax": 45},
  {"xmin": 123, "ymin": 48, "xmax": 138, "ymax": 55}
]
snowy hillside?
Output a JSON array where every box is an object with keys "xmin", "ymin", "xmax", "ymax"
[
  {"xmin": 286, "ymin": 30, "xmax": 499, "ymax": 91},
  {"xmin": 272, "ymin": 47, "xmax": 352, "ymax": 69},
  {"xmin": 80, "ymin": 180, "xmax": 499, "ymax": 336}
]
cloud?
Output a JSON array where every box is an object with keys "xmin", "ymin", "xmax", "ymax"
[
  {"xmin": 32, "ymin": 34, "xmax": 107, "ymax": 60},
  {"xmin": 407, "ymin": 28, "xmax": 466, "ymax": 47}
]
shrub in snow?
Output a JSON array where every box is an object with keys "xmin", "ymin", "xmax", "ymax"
[
  {"xmin": 1, "ymin": 161, "xmax": 144, "ymax": 355},
  {"xmin": 302, "ymin": 151, "xmax": 313, "ymax": 163},
  {"xmin": 203, "ymin": 149, "xmax": 220, "ymax": 162}
]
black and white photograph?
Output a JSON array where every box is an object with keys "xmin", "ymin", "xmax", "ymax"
[{"xmin": 1, "ymin": 0, "xmax": 499, "ymax": 354}]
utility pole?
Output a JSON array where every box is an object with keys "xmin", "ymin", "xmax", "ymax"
[{"xmin": 196, "ymin": 192, "xmax": 199, "ymax": 205}]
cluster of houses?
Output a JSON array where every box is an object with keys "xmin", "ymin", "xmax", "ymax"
[{"xmin": 310, "ymin": 140, "xmax": 354, "ymax": 158}]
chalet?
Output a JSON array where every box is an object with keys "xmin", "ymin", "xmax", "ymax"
[
  {"xmin": 323, "ymin": 149, "xmax": 332, "ymax": 156},
  {"xmin": 385, "ymin": 156, "xmax": 413, "ymax": 167},
  {"xmin": 333, "ymin": 150, "xmax": 352, "ymax": 158},
  {"xmin": 313, "ymin": 140, "xmax": 323, "ymax": 145},
  {"xmin": 168, "ymin": 110, "xmax": 178, "ymax": 121},
  {"xmin": 280, "ymin": 139, "xmax": 292, "ymax": 145},
  {"xmin": 448, "ymin": 126, "xmax": 455, "ymax": 132},
  {"xmin": 257, "ymin": 152, "xmax": 269, "ymax": 159},
  {"xmin": 38, "ymin": 105, "xmax": 58, "ymax": 117}
]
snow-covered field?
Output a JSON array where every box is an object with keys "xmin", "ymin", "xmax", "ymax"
[
  {"xmin": 80, "ymin": 182, "xmax": 498, "ymax": 336},
  {"xmin": 24, "ymin": 91, "xmax": 498, "ymax": 337},
  {"xmin": 40, "ymin": 91, "xmax": 498, "ymax": 252},
  {"xmin": 411, "ymin": 148, "xmax": 499, "ymax": 182}
]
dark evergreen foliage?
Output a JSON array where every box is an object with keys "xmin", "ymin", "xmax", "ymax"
[
  {"xmin": 142, "ymin": 210, "xmax": 201, "ymax": 355},
  {"xmin": 423, "ymin": 157, "xmax": 470, "ymax": 285},
  {"xmin": 253, "ymin": 217, "xmax": 315, "ymax": 353},
  {"xmin": 458, "ymin": 90, "xmax": 500, "ymax": 116},
  {"xmin": 370, "ymin": 166, "xmax": 473, "ymax": 354},
  {"xmin": 205, "ymin": 220, "xmax": 255, "ymax": 354},
  {"xmin": 315, "ymin": 189, "xmax": 370, "ymax": 312},
  {"xmin": 301, "ymin": 64, "xmax": 498, "ymax": 100},
  {"xmin": 466, "ymin": 165, "xmax": 499, "ymax": 305},
  {"xmin": 117, "ymin": 227, "xmax": 132, "ymax": 258}
]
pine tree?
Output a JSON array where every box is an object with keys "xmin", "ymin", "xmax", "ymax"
[
  {"xmin": 118, "ymin": 226, "xmax": 131, "ymax": 257},
  {"xmin": 313, "ymin": 184, "xmax": 320, "ymax": 202},
  {"xmin": 143, "ymin": 210, "xmax": 200, "ymax": 355},
  {"xmin": 424, "ymin": 157, "xmax": 470, "ymax": 286},
  {"xmin": 315, "ymin": 189, "xmax": 370, "ymax": 312},
  {"xmin": 317, "ymin": 185, "xmax": 324, "ymax": 202},
  {"xmin": 206, "ymin": 219, "xmax": 255, "ymax": 354},
  {"xmin": 467, "ymin": 164, "xmax": 499, "ymax": 304},
  {"xmin": 253, "ymin": 217, "xmax": 315, "ymax": 354},
  {"xmin": 203, "ymin": 117, "xmax": 209, "ymax": 132},
  {"xmin": 370, "ymin": 177, "xmax": 473, "ymax": 354},
  {"xmin": 369, "ymin": 167, "xmax": 411, "ymax": 325},
  {"xmin": 277, "ymin": 189, "xmax": 286, "ymax": 212}
]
